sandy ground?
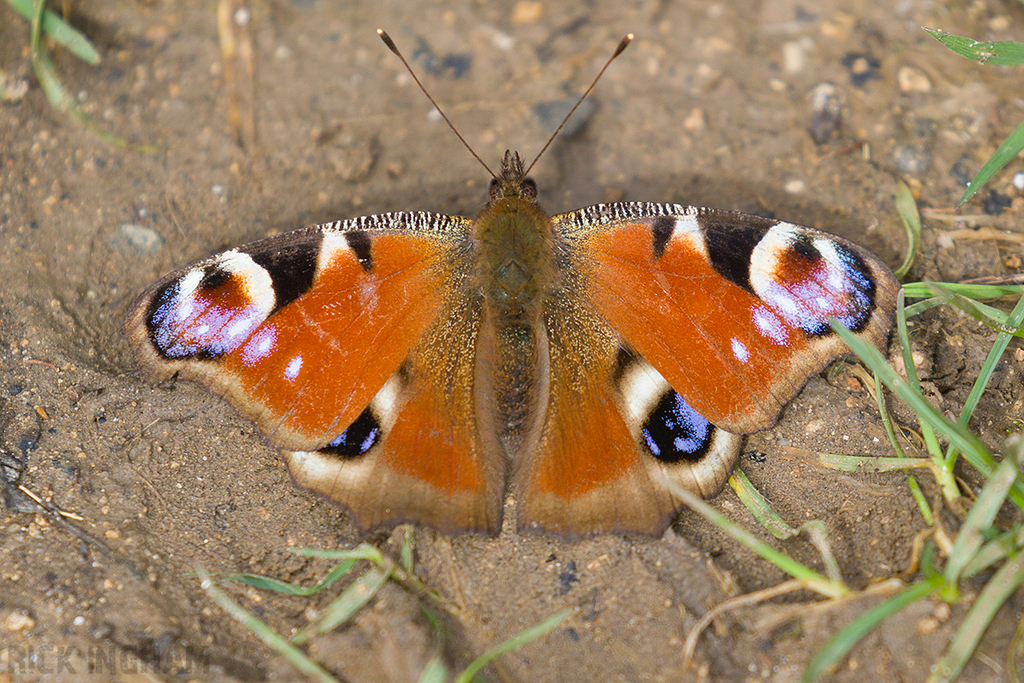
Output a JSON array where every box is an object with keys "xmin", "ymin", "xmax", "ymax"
[{"xmin": 1, "ymin": 0, "xmax": 1023, "ymax": 681}]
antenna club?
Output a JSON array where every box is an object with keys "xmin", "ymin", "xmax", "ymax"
[
  {"xmin": 615, "ymin": 34, "xmax": 634, "ymax": 57},
  {"xmin": 377, "ymin": 29, "xmax": 399, "ymax": 54}
]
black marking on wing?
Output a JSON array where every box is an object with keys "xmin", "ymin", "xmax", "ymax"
[
  {"xmin": 344, "ymin": 231, "xmax": 374, "ymax": 272},
  {"xmin": 641, "ymin": 390, "xmax": 714, "ymax": 464},
  {"xmin": 651, "ymin": 216, "xmax": 675, "ymax": 260},
  {"xmin": 247, "ymin": 233, "xmax": 323, "ymax": 314},
  {"xmin": 198, "ymin": 265, "xmax": 230, "ymax": 291},
  {"xmin": 321, "ymin": 407, "xmax": 382, "ymax": 459},
  {"xmin": 699, "ymin": 213, "xmax": 774, "ymax": 293}
]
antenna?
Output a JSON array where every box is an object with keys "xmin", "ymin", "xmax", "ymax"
[
  {"xmin": 378, "ymin": 29, "xmax": 496, "ymax": 179},
  {"xmin": 525, "ymin": 33, "xmax": 633, "ymax": 176},
  {"xmin": 377, "ymin": 29, "xmax": 634, "ymax": 179}
]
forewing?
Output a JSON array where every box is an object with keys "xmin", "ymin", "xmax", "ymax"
[
  {"xmin": 123, "ymin": 212, "xmax": 472, "ymax": 452},
  {"xmin": 554, "ymin": 203, "xmax": 899, "ymax": 434}
]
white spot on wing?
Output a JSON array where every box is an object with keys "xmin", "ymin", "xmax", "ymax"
[
  {"xmin": 618, "ymin": 359, "xmax": 672, "ymax": 428},
  {"xmin": 319, "ymin": 230, "xmax": 351, "ymax": 273},
  {"xmin": 173, "ymin": 269, "xmax": 204, "ymax": 320},
  {"xmin": 285, "ymin": 355, "xmax": 303, "ymax": 381},
  {"xmin": 670, "ymin": 214, "xmax": 708, "ymax": 259},
  {"xmin": 731, "ymin": 338, "xmax": 750, "ymax": 363},
  {"xmin": 369, "ymin": 373, "xmax": 404, "ymax": 430},
  {"xmin": 753, "ymin": 306, "xmax": 789, "ymax": 346}
]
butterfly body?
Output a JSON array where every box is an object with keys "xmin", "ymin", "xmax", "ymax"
[{"xmin": 123, "ymin": 151, "xmax": 898, "ymax": 538}]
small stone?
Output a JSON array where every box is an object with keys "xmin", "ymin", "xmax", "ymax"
[
  {"xmin": 898, "ymin": 66, "xmax": 932, "ymax": 93},
  {"xmin": 782, "ymin": 40, "xmax": 807, "ymax": 74},
  {"xmin": 841, "ymin": 52, "xmax": 880, "ymax": 86},
  {"xmin": 784, "ymin": 179, "xmax": 806, "ymax": 194},
  {"xmin": 682, "ymin": 108, "xmax": 705, "ymax": 131},
  {"xmin": 893, "ymin": 145, "xmax": 931, "ymax": 176},
  {"xmin": 112, "ymin": 223, "xmax": 164, "ymax": 256},
  {"xmin": 809, "ymin": 82, "xmax": 842, "ymax": 144},
  {"xmin": 3, "ymin": 610, "xmax": 34, "ymax": 632},
  {"xmin": 511, "ymin": 1, "xmax": 543, "ymax": 23}
]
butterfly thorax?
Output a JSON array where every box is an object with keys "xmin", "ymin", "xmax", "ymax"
[{"xmin": 475, "ymin": 151, "xmax": 557, "ymax": 324}]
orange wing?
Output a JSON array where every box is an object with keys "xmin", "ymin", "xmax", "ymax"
[
  {"xmin": 511, "ymin": 203, "xmax": 897, "ymax": 537},
  {"xmin": 124, "ymin": 212, "xmax": 506, "ymax": 533},
  {"xmin": 513, "ymin": 290, "xmax": 742, "ymax": 537},
  {"xmin": 555, "ymin": 203, "xmax": 899, "ymax": 434}
]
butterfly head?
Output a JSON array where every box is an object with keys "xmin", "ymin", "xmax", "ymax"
[{"xmin": 488, "ymin": 151, "xmax": 538, "ymax": 206}]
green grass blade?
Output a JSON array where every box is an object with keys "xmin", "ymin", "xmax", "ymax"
[
  {"xmin": 196, "ymin": 565, "xmax": 339, "ymax": 683},
  {"xmin": 943, "ymin": 292, "xmax": 1024, "ymax": 468},
  {"xmin": 893, "ymin": 180, "xmax": 921, "ymax": 279},
  {"xmin": 831, "ymin": 319, "xmax": 1020, "ymax": 508},
  {"xmin": 8, "ymin": 0, "xmax": 100, "ymax": 64},
  {"xmin": 895, "ymin": 291, "xmax": 951, "ymax": 493},
  {"xmin": 961, "ymin": 527, "xmax": 1021, "ymax": 578},
  {"xmin": 943, "ymin": 455, "xmax": 1020, "ymax": 583},
  {"xmin": 901, "ymin": 282, "xmax": 1023, "ymax": 300},
  {"xmin": 956, "ymin": 115, "xmax": 1024, "ymax": 208},
  {"xmin": 418, "ymin": 656, "xmax": 449, "ymax": 683},
  {"xmin": 224, "ymin": 559, "xmax": 358, "ymax": 596},
  {"xmin": 729, "ymin": 469, "xmax": 797, "ymax": 539},
  {"xmin": 454, "ymin": 609, "xmax": 572, "ymax": 683},
  {"xmin": 924, "ymin": 282, "xmax": 1024, "ymax": 337},
  {"xmin": 291, "ymin": 544, "xmax": 387, "ymax": 564},
  {"xmin": 801, "ymin": 576, "xmax": 944, "ymax": 682},
  {"xmin": 928, "ymin": 553, "xmax": 1024, "ymax": 683},
  {"xmin": 924, "ymin": 28, "xmax": 1024, "ymax": 66},
  {"xmin": 27, "ymin": 0, "xmax": 159, "ymax": 153},
  {"xmin": 291, "ymin": 565, "xmax": 393, "ymax": 645},
  {"xmin": 793, "ymin": 450, "xmax": 930, "ymax": 473},
  {"xmin": 665, "ymin": 478, "xmax": 847, "ymax": 597}
]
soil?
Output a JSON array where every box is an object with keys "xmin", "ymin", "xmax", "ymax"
[{"xmin": 2, "ymin": 1, "xmax": 1024, "ymax": 682}]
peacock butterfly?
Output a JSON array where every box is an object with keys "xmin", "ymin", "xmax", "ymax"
[{"xmin": 122, "ymin": 33, "xmax": 899, "ymax": 538}]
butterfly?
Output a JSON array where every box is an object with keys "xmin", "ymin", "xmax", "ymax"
[{"xmin": 122, "ymin": 34, "xmax": 899, "ymax": 539}]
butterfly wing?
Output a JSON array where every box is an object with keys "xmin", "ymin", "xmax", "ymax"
[
  {"xmin": 513, "ymin": 288, "xmax": 743, "ymax": 536},
  {"xmin": 513, "ymin": 202, "xmax": 897, "ymax": 537},
  {"xmin": 123, "ymin": 212, "xmax": 506, "ymax": 534},
  {"xmin": 556, "ymin": 203, "xmax": 899, "ymax": 434}
]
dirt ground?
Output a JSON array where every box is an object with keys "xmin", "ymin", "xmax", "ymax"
[{"xmin": 2, "ymin": 0, "xmax": 1024, "ymax": 681}]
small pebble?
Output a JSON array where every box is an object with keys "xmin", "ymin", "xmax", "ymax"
[
  {"xmin": 1012, "ymin": 171, "xmax": 1024, "ymax": 190},
  {"xmin": 782, "ymin": 40, "xmax": 807, "ymax": 74},
  {"xmin": 897, "ymin": 66, "xmax": 932, "ymax": 93},
  {"xmin": 682, "ymin": 108, "xmax": 705, "ymax": 131},
  {"xmin": 809, "ymin": 82, "xmax": 842, "ymax": 144},
  {"xmin": 3, "ymin": 611, "xmax": 34, "ymax": 632},
  {"xmin": 114, "ymin": 223, "xmax": 164, "ymax": 255},
  {"xmin": 841, "ymin": 52, "xmax": 880, "ymax": 86}
]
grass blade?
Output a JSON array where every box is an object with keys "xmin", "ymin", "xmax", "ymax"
[
  {"xmin": 928, "ymin": 553, "xmax": 1024, "ymax": 683},
  {"xmin": 291, "ymin": 565, "xmax": 393, "ymax": 645},
  {"xmin": 224, "ymin": 559, "xmax": 358, "ymax": 596},
  {"xmin": 893, "ymin": 180, "xmax": 921, "ymax": 279},
  {"xmin": 666, "ymin": 477, "xmax": 847, "ymax": 597},
  {"xmin": 729, "ymin": 469, "xmax": 797, "ymax": 539},
  {"xmin": 801, "ymin": 576, "xmax": 944, "ymax": 682},
  {"xmin": 454, "ymin": 609, "xmax": 572, "ymax": 683},
  {"xmin": 924, "ymin": 28, "xmax": 1024, "ymax": 66},
  {"xmin": 955, "ymin": 116, "xmax": 1024, "ymax": 208},
  {"xmin": 8, "ymin": 0, "xmax": 100, "ymax": 64},
  {"xmin": 196, "ymin": 565, "xmax": 339, "ymax": 683}
]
